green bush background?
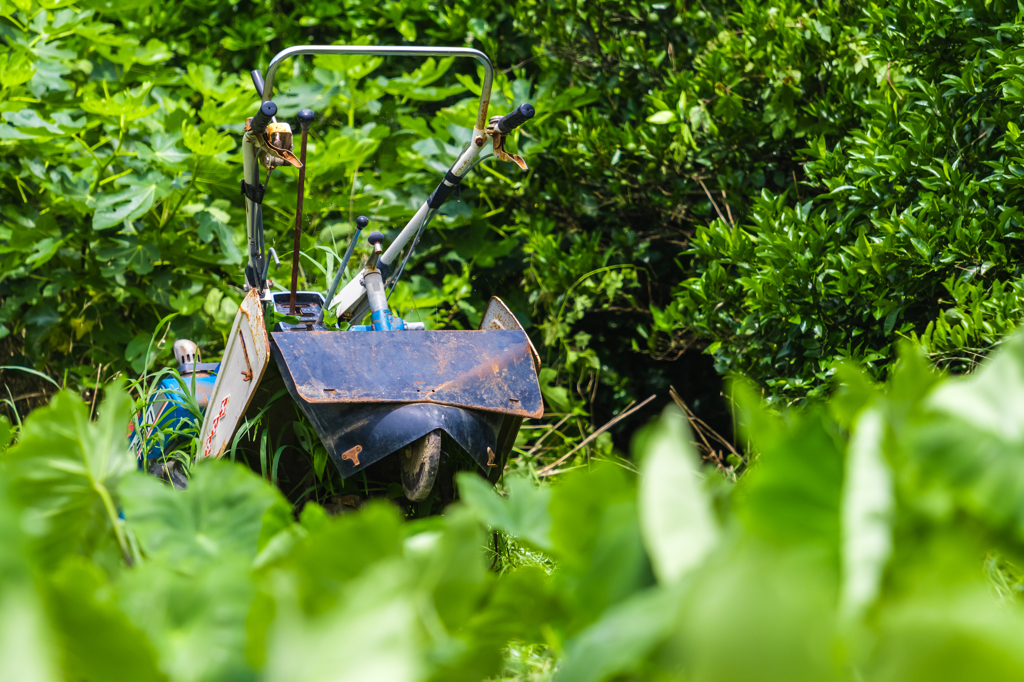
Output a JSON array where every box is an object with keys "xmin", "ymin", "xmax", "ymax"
[{"xmin": 7, "ymin": 0, "xmax": 1024, "ymax": 422}]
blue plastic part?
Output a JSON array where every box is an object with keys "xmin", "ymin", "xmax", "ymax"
[
  {"xmin": 351, "ymin": 309, "xmax": 408, "ymax": 332},
  {"xmin": 128, "ymin": 368, "xmax": 219, "ymax": 464}
]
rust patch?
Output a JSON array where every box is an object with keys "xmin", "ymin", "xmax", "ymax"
[
  {"xmin": 341, "ymin": 444, "xmax": 362, "ymax": 466},
  {"xmin": 239, "ymin": 330, "xmax": 253, "ymax": 382},
  {"xmin": 486, "ymin": 447, "xmax": 496, "ymax": 467}
]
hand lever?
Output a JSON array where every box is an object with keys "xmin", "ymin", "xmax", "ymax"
[
  {"xmin": 367, "ymin": 231, "xmax": 385, "ymax": 270},
  {"xmin": 316, "ymin": 216, "xmax": 369, "ymax": 326}
]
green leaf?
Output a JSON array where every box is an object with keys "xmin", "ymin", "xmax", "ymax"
[
  {"xmin": 0, "ymin": 477, "xmax": 60, "ymax": 682},
  {"xmin": 458, "ymin": 472, "xmax": 552, "ymax": 550},
  {"xmin": 638, "ymin": 406, "xmax": 718, "ymax": 584},
  {"xmin": 264, "ymin": 563, "xmax": 425, "ymax": 682},
  {"xmin": 735, "ymin": 383, "xmax": 845, "ymax": 559},
  {"xmin": 4, "ymin": 385, "xmax": 135, "ymax": 567},
  {"xmin": 646, "ymin": 110, "xmax": 676, "ymax": 124},
  {"xmin": 271, "ymin": 501, "xmax": 404, "ymax": 613},
  {"xmin": 910, "ymin": 329, "xmax": 1024, "ymax": 538},
  {"xmin": 47, "ymin": 559, "xmax": 166, "ymax": 682},
  {"xmin": 555, "ymin": 587, "xmax": 679, "ymax": 682},
  {"xmin": 0, "ymin": 51, "xmax": 35, "ymax": 88},
  {"xmin": 138, "ymin": 131, "xmax": 190, "ymax": 168},
  {"xmin": 120, "ymin": 459, "xmax": 289, "ymax": 573},
  {"xmin": 182, "ymin": 123, "xmax": 235, "ymax": 157},
  {"xmin": 117, "ymin": 558, "xmax": 255, "ymax": 682},
  {"xmin": 195, "ymin": 209, "xmax": 241, "ymax": 264},
  {"xmin": 839, "ymin": 407, "xmax": 893, "ymax": 621},
  {"xmin": 93, "ymin": 173, "xmax": 170, "ymax": 230},
  {"xmin": 548, "ymin": 464, "xmax": 653, "ymax": 627}
]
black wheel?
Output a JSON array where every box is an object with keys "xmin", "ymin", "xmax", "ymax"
[
  {"xmin": 147, "ymin": 458, "xmax": 189, "ymax": 491},
  {"xmin": 401, "ymin": 430, "xmax": 442, "ymax": 501}
]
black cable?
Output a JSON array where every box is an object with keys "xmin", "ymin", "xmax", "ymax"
[
  {"xmin": 384, "ymin": 153, "xmax": 494, "ymax": 298},
  {"xmin": 386, "ymin": 207, "xmax": 437, "ymax": 298}
]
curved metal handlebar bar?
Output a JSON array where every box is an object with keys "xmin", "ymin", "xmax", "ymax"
[{"xmin": 262, "ymin": 45, "xmax": 494, "ymax": 131}]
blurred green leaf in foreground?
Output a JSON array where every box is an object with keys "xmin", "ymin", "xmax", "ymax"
[{"xmin": 6, "ymin": 329, "xmax": 1024, "ymax": 680}]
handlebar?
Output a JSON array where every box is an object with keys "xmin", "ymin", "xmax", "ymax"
[
  {"xmin": 497, "ymin": 103, "xmax": 535, "ymax": 134},
  {"xmin": 250, "ymin": 101, "xmax": 277, "ymax": 135},
  {"xmin": 261, "ymin": 45, "xmax": 495, "ymax": 131}
]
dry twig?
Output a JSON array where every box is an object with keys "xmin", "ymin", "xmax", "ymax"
[{"xmin": 537, "ymin": 394, "xmax": 657, "ymax": 477}]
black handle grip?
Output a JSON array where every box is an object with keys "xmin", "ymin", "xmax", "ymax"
[
  {"xmin": 250, "ymin": 101, "xmax": 277, "ymax": 135},
  {"xmin": 497, "ymin": 102, "xmax": 535, "ymax": 134}
]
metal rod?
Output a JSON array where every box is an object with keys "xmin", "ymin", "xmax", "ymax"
[
  {"xmin": 316, "ymin": 219, "xmax": 366, "ymax": 326},
  {"xmin": 289, "ymin": 110, "xmax": 314, "ymax": 314},
  {"xmin": 262, "ymin": 45, "xmax": 494, "ymax": 131}
]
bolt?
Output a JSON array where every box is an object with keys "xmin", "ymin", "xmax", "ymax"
[{"xmin": 475, "ymin": 136, "xmax": 485, "ymax": 146}]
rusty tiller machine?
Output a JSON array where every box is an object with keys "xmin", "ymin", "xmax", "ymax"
[{"xmin": 131, "ymin": 45, "xmax": 542, "ymax": 500}]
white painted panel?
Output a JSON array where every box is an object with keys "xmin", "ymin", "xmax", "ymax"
[{"xmin": 197, "ymin": 288, "xmax": 270, "ymax": 458}]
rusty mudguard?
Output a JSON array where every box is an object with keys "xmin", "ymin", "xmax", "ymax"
[{"xmin": 269, "ymin": 329, "xmax": 543, "ymax": 477}]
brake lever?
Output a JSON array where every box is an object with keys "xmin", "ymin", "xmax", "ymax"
[{"xmin": 485, "ymin": 103, "xmax": 535, "ymax": 171}]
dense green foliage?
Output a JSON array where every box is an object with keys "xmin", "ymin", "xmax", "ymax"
[
  {"xmin": 7, "ymin": 0, "xmax": 1024, "ymax": 419},
  {"xmin": 0, "ymin": 0, "xmax": 706, "ymax": 430},
  {"xmin": 9, "ymin": 328, "xmax": 1024, "ymax": 680},
  {"xmin": 653, "ymin": 0, "xmax": 1024, "ymax": 399}
]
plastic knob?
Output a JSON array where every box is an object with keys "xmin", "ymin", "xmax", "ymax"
[
  {"xmin": 356, "ymin": 215, "xmax": 370, "ymax": 230},
  {"xmin": 297, "ymin": 108, "xmax": 315, "ymax": 130},
  {"xmin": 250, "ymin": 101, "xmax": 277, "ymax": 134},
  {"xmin": 367, "ymin": 231, "xmax": 385, "ymax": 246}
]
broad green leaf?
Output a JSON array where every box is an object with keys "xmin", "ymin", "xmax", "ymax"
[
  {"xmin": 548, "ymin": 464, "xmax": 653, "ymax": 629},
  {"xmin": 638, "ymin": 406, "xmax": 718, "ymax": 584},
  {"xmin": 409, "ymin": 506, "xmax": 487, "ymax": 629},
  {"xmin": 93, "ymin": 173, "xmax": 171, "ymax": 230},
  {"xmin": 735, "ymin": 383, "xmax": 845, "ymax": 560},
  {"xmin": 671, "ymin": 545, "xmax": 839, "ymax": 682},
  {"xmin": 117, "ymin": 558, "xmax": 255, "ymax": 682},
  {"xmin": 909, "ymin": 329, "xmax": 1024, "ymax": 538},
  {"xmin": 555, "ymin": 587, "xmax": 679, "ymax": 682},
  {"xmin": 0, "ymin": 477, "xmax": 59, "ymax": 682},
  {"xmin": 274, "ymin": 501, "xmax": 404, "ymax": 615},
  {"xmin": 458, "ymin": 472, "xmax": 552, "ymax": 550},
  {"xmin": 195, "ymin": 209, "xmax": 241, "ymax": 264},
  {"xmin": 182, "ymin": 123, "xmax": 234, "ymax": 157},
  {"xmin": 264, "ymin": 563, "xmax": 424, "ymax": 682},
  {"xmin": 872, "ymin": 586, "xmax": 1024, "ymax": 681},
  {"xmin": 839, "ymin": 407, "xmax": 893, "ymax": 621},
  {"xmin": 0, "ymin": 51, "xmax": 34, "ymax": 88},
  {"xmin": 120, "ymin": 459, "xmax": 288, "ymax": 573},
  {"xmin": 47, "ymin": 559, "xmax": 166, "ymax": 682},
  {"xmin": 137, "ymin": 131, "xmax": 190, "ymax": 168},
  {"xmin": 80, "ymin": 83, "xmax": 159, "ymax": 122},
  {"xmin": 3, "ymin": 386, "xmax": 135, "ymax": 567}
]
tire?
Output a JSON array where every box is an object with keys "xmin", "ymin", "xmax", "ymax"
[{"xmin": 401, "ymin": 430, "xmax": 442, "ymax": 501}]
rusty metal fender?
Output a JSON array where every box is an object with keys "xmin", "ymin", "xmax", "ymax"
[
  {"xmin": 478, "ymin": 296, "xmax": 540, "ymax": 372},
  {"xmin": 270, "ymin": 329, "xmax": 543, "ymax": 418}
]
